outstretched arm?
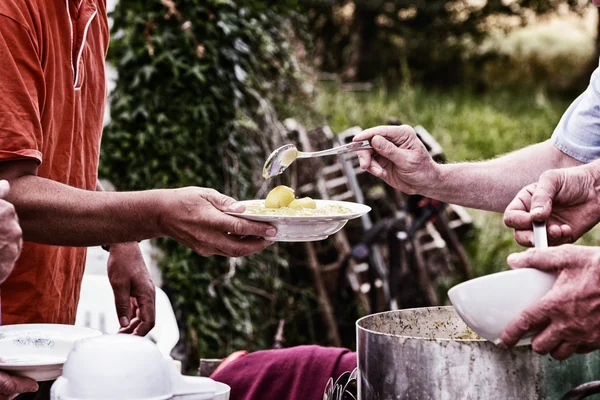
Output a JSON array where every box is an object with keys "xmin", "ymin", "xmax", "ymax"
[
  {"xmin": 354, "ymin": 126, "xmax": 582, "ymax": 212},
  {"xmin": 2, "ymin": 159, "xmax": 275, "ymax": 258},
  {"xmin": 434, "ymin": 140, "xmax": 581, "ymax": 211}
]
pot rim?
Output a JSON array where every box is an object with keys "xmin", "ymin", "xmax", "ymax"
[{"xmin": 356, "ymin": 306, "xmax": 487, "ymax": 343}]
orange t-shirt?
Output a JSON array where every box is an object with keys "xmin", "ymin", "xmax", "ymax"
[{"xmin": 0, "ymin": 0, "xmax": 109, "ymax": 324}]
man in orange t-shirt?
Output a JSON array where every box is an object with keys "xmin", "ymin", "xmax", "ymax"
[{"xmin": 0, "ymin": 1, "xmax": 275, "ymax": 398}]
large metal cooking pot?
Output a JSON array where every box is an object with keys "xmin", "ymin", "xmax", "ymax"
[{"xmin": 357, "ymin": 307, "xmax": 600, "ymax": 400}]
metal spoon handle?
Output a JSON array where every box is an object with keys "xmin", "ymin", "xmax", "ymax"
[
  {"xmin": 533, "ymin": 221, "xmax": 548, "ymax": 249},
  {"xmin": 299, "ymin": 140, "xmax": 372, "ymax": 158}
]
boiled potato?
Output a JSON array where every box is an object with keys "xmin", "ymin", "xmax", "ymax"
[
  {"xmin": 265, "ymin": 185, "xmax": 295, "ymax": 208},
  {"xmin": 289, "ymin": 197, "xmax": 317, "ymax": 209}
]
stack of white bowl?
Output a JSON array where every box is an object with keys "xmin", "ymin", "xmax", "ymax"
[{"xmin": 50, "ymin": 335, "xmax": 230, "ymax": 400}]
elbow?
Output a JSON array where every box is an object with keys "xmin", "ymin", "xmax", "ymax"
[
  {"xmin": 0, "ymin": 160, "xmax": 39, "ymax": 230},
  {"xmin": 545, "ymin": 140, "xmax": 584, "ymax": 169},
  {"xmin": 0, "ymin": 159, "xmax": 39, "ymax": 181}
]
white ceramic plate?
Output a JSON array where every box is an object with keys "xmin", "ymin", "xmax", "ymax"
[
  {"xmin": 227, "ymin": 200, "xmax": 371, "ymax": 242},
  {"xmin": 0, "ymin": 324, "xmax": 102, "ymax": 381}
]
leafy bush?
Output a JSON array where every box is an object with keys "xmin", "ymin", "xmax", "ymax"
[{"xmin": 101, "ymin": 0, "xmax": 319, "ymax": 367}]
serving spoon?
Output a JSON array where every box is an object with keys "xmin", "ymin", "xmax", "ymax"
[{"xmin": 263, "ymin": 140, "xmax": 373, "ymax": 179}]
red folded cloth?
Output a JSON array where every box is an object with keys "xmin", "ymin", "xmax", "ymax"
[{"xmin": 211, "ymin": 346, "xmax": 357, "ymax": 400}]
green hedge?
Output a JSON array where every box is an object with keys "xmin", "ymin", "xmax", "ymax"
[{"xmin": 100, "ymin": 0, "xmax": 319, "ymax": 366}]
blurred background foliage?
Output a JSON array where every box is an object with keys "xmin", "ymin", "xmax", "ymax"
[
  {"xmin": 101, "ymin": 0, "xmax": 600, "ymax": 367},
  {"xmin": 301, "ymin": 0, "xmax": 596, "ymax": 90}
]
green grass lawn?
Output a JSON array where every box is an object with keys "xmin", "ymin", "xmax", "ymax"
[{"xmin": 312, "ymin": 82, "xmax": 600, "ymax": 277}]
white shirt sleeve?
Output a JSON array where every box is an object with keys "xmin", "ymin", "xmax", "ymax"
[{"xmin": 552, "ymin": 63, "xmax": 600, "ymax": 164}]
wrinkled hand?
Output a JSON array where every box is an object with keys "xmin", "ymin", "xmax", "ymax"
[
  {"xmin": 0, "ymin": 181, "xmax": 22, "ymax": 283},
  {"xmin": 500, "ymin": 245, "xmax": 600, "ymax": 360},
  {"xmin": 160, "ymin": 188, "xmax": 275, "ymax": 258},
  {"xmin": 0, "ymin": 370, "xmax": 37, "ymax": 400},
  {"xmin": 504, "ymin": 164, "xmax": 600, "ymax": 247},
  {"xmin": 353, "ymin": 125, "xmax": 440, "ymax": 195},
  {"xmin": 108, "ymin": 243, "xmax": 156, "ymax": 336}
]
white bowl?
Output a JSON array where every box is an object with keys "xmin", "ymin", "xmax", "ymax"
[
  {"xmin": 57, "ymin": 334, "xmax": 173, "ymax": 399},
  {"xmin": 51, "ymin": 334, "xmax": 224, "ymax": 400},
  {"xmin": 213, "ymin": 382, "xmax": 230, "ymax": 400},
  {"xmin": 448, "ymin": 268, "xmax": 557, "ymax": 345},
  {"xmin": 0, "ymin": 324, "xmax": 102, "ymax": 381},
  {"xmin": 226, "ymin": 200, "xmax": 371, "ymax": 242}
]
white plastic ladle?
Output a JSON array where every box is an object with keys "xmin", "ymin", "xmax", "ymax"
[{"xmin": 533, "ymin": 221, "xmax": 548, "ymax": 249}]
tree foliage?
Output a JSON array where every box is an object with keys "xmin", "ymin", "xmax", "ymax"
[
  {"xmin": 302, "ymin": 0, "xmax": 589, "ymax": 83},
  {"xmin": 101, "ymin": 0, "xmax": 319, "ymax": 366}
]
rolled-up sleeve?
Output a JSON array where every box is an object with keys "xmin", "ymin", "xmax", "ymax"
[
  {"xmin": 0, "ymin": 15, "xmax": 44, "ymax": 164},
  {"xmin": 552, "ymin": 65, "xmax": 600, "ymax": 164}
]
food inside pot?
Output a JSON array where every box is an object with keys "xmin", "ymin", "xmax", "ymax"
[
  {"xmin": 359, "ymin": 306, "xmax": 485, "ymax": 341},
  {"xmin": 455, "ymin": 327, "xmax": 482, "ymax": 340}
]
